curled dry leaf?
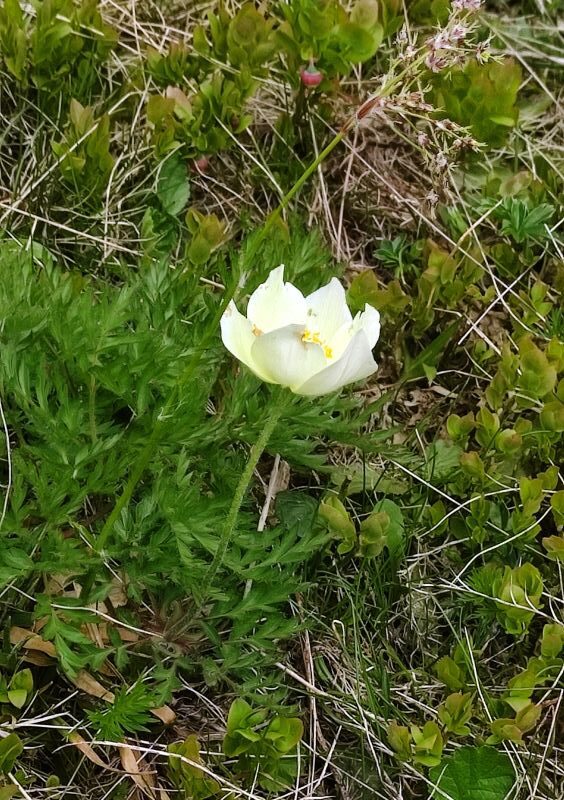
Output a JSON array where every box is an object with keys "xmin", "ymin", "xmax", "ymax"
[
  {"xmin": 72, "ymin": 670, "xmax": 116, "ymax": 702},
  {"xmin": 68, "ymin": 731, "xmax": 112, "ymax": 770},
  {"xmin": 150, "ymin": 704, "xmax": 176, "ymax": 725},
  {"xmin": 10, "ymin": 626, "xmax": 57, "ymax": 657},
  {"xmin": 43, "ymin": 572, "xmax": 76, "ymax": 595},
  {"xmin": 85, "ymin": 621, "xmax": 106, "ymax": 649},
  {"xmin": 120, "ymin": 746, "xmax": 157, "ymax": 799},
  {"xmin": 107, "ymin": 577, "xmax": 129, "ymax": 607}
]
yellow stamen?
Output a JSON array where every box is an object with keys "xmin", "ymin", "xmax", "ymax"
[
  {"xmin": 252, "ymin": 324, "xmax": 263, "ymax": 336},
  {"xmin": 302, "ymin": 329, "xmax": 333, "ymax": 360},
  {"xmin": 302, "ymin": 329, "xmax": 322, "ymax": 345}
]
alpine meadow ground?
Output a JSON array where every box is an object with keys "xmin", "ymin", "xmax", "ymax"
[{"xmin": 0, "ymin": 1, "xmax": 563, "ymax": 799}]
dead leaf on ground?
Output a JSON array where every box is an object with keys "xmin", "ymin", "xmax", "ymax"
[
  {"xmin": 10, "ymin": 626, "xmax": 57, "ymax": 657},
  {"xmin": 10, "ymin": 629, "xmax": 175, "ymax": 724},
  {"xmin": 98, "ymin": 622, "xmax": 139, "ymax": 643},
  {"xmin": 68, "ymin": 731, "xmax": 112, "ymax": 770},
  {"xmin": 72, "ymin": 670, "xmax": 116, "ymax": 702},
  {"xmin": 120, "ymin": 746, "xmax": 157, "ymax": 799},
  {"xmin": 43, "ymin": 573, "xmax": 76, "ymax": 595},
  {"xmin": 150, "ymin": 704, "xmax": 176, "ymax": 725}
]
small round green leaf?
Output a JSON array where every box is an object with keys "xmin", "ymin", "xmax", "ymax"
[{"xmin": 430, "ymin": 746, "xmax": 516, "ymax": 800}]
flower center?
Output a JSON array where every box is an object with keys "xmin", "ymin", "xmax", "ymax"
[
  {"xmin": 252, "ymin": 324, "xmax": 263, "ymax": 336},
  {"xmin": 302, "ymin": 329, "xmax": 333, "ymax": 360}
]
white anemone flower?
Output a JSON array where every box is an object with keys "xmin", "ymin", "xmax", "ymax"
[{"xmin": 220, "ymin": 265, "xmax": 380, "ymax": 396}]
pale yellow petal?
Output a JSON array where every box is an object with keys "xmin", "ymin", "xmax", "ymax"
[
  {"xmin": 247, "ymin": 265, "xmax": 307, "ymax": 334},
  {"xmin": 250, "ymin": 324, "xmax": 327, "ymax": 388},
  {"xmin": 294, "ymin": 330, "xmax": 378, "ymax": 396},
  {"xmin": 305, "ymin": 278, "xmax": 352, "ymax": 342},
  {"xmin": 220, "ymin": 301, "xmax": 274, "ymax": 382},
  {"xmin": 354, "ymin": 304, "xmax": 381, "ymax": 349}
]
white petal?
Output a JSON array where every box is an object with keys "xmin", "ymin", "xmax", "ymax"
[
  {"xmin": 294, "ymin": 330, "xmax": 378, "ymax": 396},
  {"xmin": 329, "ymin": 303, "xmax": 381, "ymax": 359},
  {"xmin": 250, "ymin": 324, "xmax": 327, "ymax": 389},
  {"xmin": 304, "ymin": 278, "xmax": 352, "ymax": 341},
  {"xmin": 220, "ymin": 301, "xmax": 274, "ymax": 383},
  {"xmin": 247, "ymin": 265, "xmax": 307, "ymax": 334},
  {"xmin": 354, "ymin": 304, "xmax": 381, "ymax": 349}
]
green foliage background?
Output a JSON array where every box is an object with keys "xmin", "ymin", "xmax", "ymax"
[{"xmin": 0, "ymin": 0, "xmax": 562, "ymax": 798}]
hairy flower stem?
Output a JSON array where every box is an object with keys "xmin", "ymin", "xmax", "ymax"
[
  {"xmin": 95, "ymin": 132, "xmax": 347, "ymax": 552},
  {"xmin": 201, "ymin": 392, "xmax": 290, "ymax": 597}
]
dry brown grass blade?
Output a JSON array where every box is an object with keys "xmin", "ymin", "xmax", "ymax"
[{"xmin": 68, "ymin": 733, "xmax": 164, "ymax": 782}]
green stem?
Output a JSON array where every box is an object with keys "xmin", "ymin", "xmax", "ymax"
[
  {"xmin": 202, "ymin": 396, "xmax": 288, "ymax": 593},
  {"xmin": 95, "ymin": 424, "xmax": 161, "ymax": 551},
  {"xmin": 264, "ymin": 130, "xmax": 345, "ymax": 231},
  {"xmin": 88, "ymin": 376, "xmax": 97, "ymax": 444},
  {"xmin": 96, "ymin": 126, "xmax": 348, "ymax": 552}
]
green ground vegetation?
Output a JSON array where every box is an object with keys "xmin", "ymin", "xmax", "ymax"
[{"xmin": 0, "ymin": 1, "xmax": 562, "ymax": 799}]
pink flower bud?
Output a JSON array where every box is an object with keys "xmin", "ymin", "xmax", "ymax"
[
  {"xmin": 191, "ymin": 156, "xmax": 209, "ymax": 174},
  {"xmin": 300, "ymin": 66, "xmax": 323, "ymax": 87}
]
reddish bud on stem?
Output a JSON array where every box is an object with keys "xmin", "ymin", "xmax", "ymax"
[{"xmin": 300, "ymin": 66, "xmax": 323, "ymax": 87}]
